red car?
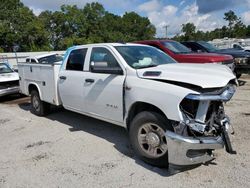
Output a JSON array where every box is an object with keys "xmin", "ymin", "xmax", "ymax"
[{"xmin": 135, "ymin": 40, "xmax": 235, "ymax": 70}]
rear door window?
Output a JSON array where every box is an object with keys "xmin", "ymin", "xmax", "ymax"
[{"xmin": 66, "ymin": 49, "xmax": 87, "ymax": 71}]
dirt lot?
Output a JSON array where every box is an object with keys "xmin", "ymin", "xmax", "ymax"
[{"xmin": 0, "ymin": 76, "xmax": 250, "ymax": 188}]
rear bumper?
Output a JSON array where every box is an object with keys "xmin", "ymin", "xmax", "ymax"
[
  {"xmin": 165, "ymin": 131, "xmax": 224, "ymax": 166},
  {"xmin": 0, "ymin": 86, "xmax": 20, "ymax": 97}
]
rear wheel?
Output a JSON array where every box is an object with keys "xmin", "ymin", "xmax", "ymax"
[
  {"xmin": 30, "ymin": 90, "xmax": 50, "ymax": 116},
  {"xmin": 129, "ymin": 111, "xmax": 173, "ymax": 167}
]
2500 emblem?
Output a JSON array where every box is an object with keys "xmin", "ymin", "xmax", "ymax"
[{"xmin": 106, "ymin": 104, "xmax": 118, "ymax": 109}]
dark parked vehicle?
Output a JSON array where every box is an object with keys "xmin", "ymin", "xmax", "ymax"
[{"xmin": 181, "ymin": 41, "xmax": 250, "ymax": 78}]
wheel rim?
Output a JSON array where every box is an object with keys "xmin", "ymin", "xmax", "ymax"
[
  {"xmin": 137, "ymin": 123, "xmax": 167, "ymax": 158},
  {"xmin": 32, "ymin": 95, "xmax": 40, "ymax": 112}
]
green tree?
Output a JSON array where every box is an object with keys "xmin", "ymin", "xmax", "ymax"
[
  {"xmin": 181, "ymin": 22, "xmax": 196, "ymax": 40},
  {"xmin": 0, "ymin": 0, "xmax": 50, "ymax": 51},
  {"xmin": 121, "ymin": 12, "xmax": 155, "ymax": 41},
  {"xmin": 223, "ymin": 10, "xmax": 245, "ymax": 38},
  {"xmin": 173, "ymin": 10, "xmax": 249, "ymax": 41},
  {"xmin": 39, "ymin": 3, "xmax": 156, "ymax": 50},
  {"xmin": 224, "ymin": 10, "xmax": 238, "ymax": 29},
  {"xmin": 246, "ymin": 25, "xmax": 250, "ymax": 37},
  {"xmin": 1, "ymin": 1, "xmax": 156, "ymax": 51}
]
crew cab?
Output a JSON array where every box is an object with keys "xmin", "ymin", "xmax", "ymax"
[
  {"xmin": 0, "ymin": 62, "xmax": 19, "ymax": 97},
  {"xmin": 135, "ymin": 40, "xmax": 235, "ymax": 71},
  {"xmin": 18, "ymin": 43, "xmax": 237, "ymax": 168},
  {"xmin": 181, "ymin": 41, "xmax": 250, "ymax": 78}
]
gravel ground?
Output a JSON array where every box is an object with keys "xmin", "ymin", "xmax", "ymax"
[{"xmin": 0, "ymin": 75, "xmax": 250, "ymax": 188}]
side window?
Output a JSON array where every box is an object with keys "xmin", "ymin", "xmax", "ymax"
[
  {"xmin": 26, "ymin": 58, "xmax": 30, "ymax": 63},
  {"xmin": 186, "ymin": 43, "xmax": 200, "ymax": 52},
  {"xmin": 233, "ymin": 44, "xmax": 242, "ymax": 49},
  {"xmin": 66, "ymin": 49, "xmax": 87, "ymax": 71},
  {"xmin": 90, "ymin": 47, "xmax": 120, "ymax": 69}
]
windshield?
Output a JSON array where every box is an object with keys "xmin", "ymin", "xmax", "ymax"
[
  {"xmin": 197, "ymin": 41, "xmax": 219, "ymax": 52},
  {"xmin": 161, "ymin": 41, "xmax": 192, "ymax": 54},
  {"xmin": 233, "ymin": 44, "xmax": 244, "ymax": 50},
  {"xmin": 38, "ymin": 54, "xmax": 63, "ymax": 64},
  {"xmin": 115, "ymin": 46, "xmax": 177, "ymax": 69},
  {"xmin": 0, "ymin": 63, "xmax": 13, "ymax": 74}
]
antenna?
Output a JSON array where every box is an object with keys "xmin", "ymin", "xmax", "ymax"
[{"xmin": 164, "ymin": 25, "xmax": 169, "ymax": 38}]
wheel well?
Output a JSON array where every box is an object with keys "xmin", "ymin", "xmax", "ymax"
[
  {"xmin": 126, "ymin": 102, "xmax": 168, "ymax": 130},
  {"xmin": 28, "ymin": 84, "xmax": 38, "ymax": 95}
]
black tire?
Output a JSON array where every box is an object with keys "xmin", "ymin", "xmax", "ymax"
[
  {"xmin": 30, "ymin": 90, "xmax": 50, "ymax": 116},
  {"xmin": 129, "ymin": 111, "xmax": 173, "ymax": 168},
  {"xmin": 236, "ymin": 73, "xmax": 242, "ymax": 79}
]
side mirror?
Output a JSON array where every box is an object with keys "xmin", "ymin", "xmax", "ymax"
[
  {"xmin": 90, "ymin": 61, "xmax": 123, "ymax": 75},
  {"xmin": 12, "ymin": 65, "xmax": 18, "ymax": 72}
]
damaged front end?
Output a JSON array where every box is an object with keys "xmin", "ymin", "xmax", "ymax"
[
  {"xmin": 166, "ymin": 84, "xmax": 237, "ymax": 166},
  {"xmin": 0, "ymin": 80, "xmax": 20, "ymax": 97}
]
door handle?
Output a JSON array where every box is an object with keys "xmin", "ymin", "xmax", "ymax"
[
  {"xmin": 85, "ymin": 78, "xmax": 95, "ymax": 83},
  {"xmin": 59, "ymin": 76, "xmax": 67, "ymax": 80}
]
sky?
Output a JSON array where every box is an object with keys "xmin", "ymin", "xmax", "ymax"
[{"xmin": 20, "ymin": 0, "xmax": 250, "ymax": 37}]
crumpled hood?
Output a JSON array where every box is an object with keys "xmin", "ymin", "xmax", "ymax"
[
  {"xmin": 136, "ymin": 63, "xmax": 236, "ymax": 89},
  {"xmin": 0, "ymin": 72, "xmax": 19, "ymax": 82}
]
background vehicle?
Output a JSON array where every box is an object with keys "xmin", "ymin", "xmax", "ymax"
[
  {"xmin": 18, "ymin": 43, "xmax": 237, "ymax": 168},
  {"xmin": 231, "ymin": 43, "xmax": 250, "ymax": 52},
  {"xmin": 135, "ymin": 40, "xmax": 235, "ymax": 71},
  {"xmin": 0, "ymin": 62, "xmax": 19, "ymax": 97},
  {"xmin": 25, "ymin": 53, "xmax": 63, "ymax": 64},
  {"xmin": 181, "ymin": 41, "xmax": 250, "ymax": 78}
]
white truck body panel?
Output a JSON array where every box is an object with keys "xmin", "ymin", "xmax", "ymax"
[
  {"xmin": 18, "ymin": 63, "xmax": 62, "ymax": 105},
  {"xmin": 136, "ymin": 63, "xmax": 234, "ymax": 88}
]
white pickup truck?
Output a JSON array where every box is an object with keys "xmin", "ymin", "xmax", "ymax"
[
  {"xmin": 0, "ymin": 62, "xmax": 19, "ymax": 97},
  {"xmin": 18, "ymin": 43, "xmax": 237, "ymax": 168}
]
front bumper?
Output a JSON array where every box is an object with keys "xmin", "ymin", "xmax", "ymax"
[
  {"xmin": 165, "ymin": 131, "xmax": 224, "ymax": 166},
  {"xmin": 0, "ymin": 86, "xmax": 20, "ymax": 97}
]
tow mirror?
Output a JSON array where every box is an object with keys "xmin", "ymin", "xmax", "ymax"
[{"xmin": 90, "ymin": 61, "xmax": 123, "ymax": 75}]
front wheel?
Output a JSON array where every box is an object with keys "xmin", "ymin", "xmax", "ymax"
[
  {"xmin": 236, "ymin": 73, "xmax": 242, "ymax": 79},
  {"xmin": 129, "ymin": 111, "xmax": 173, "ymax": 167},
  {"xmin": 30, "ymin": 90, "xmax": 50, "ymax": 116}
]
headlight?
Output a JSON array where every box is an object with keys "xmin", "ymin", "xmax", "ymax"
[
  {"xmin": 186, "ymin": 85, "xmax": 236, "ymax": 102},
  {"xmin": 234, "ymin": 57, "xmax": 248, "ymax": 65}
]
